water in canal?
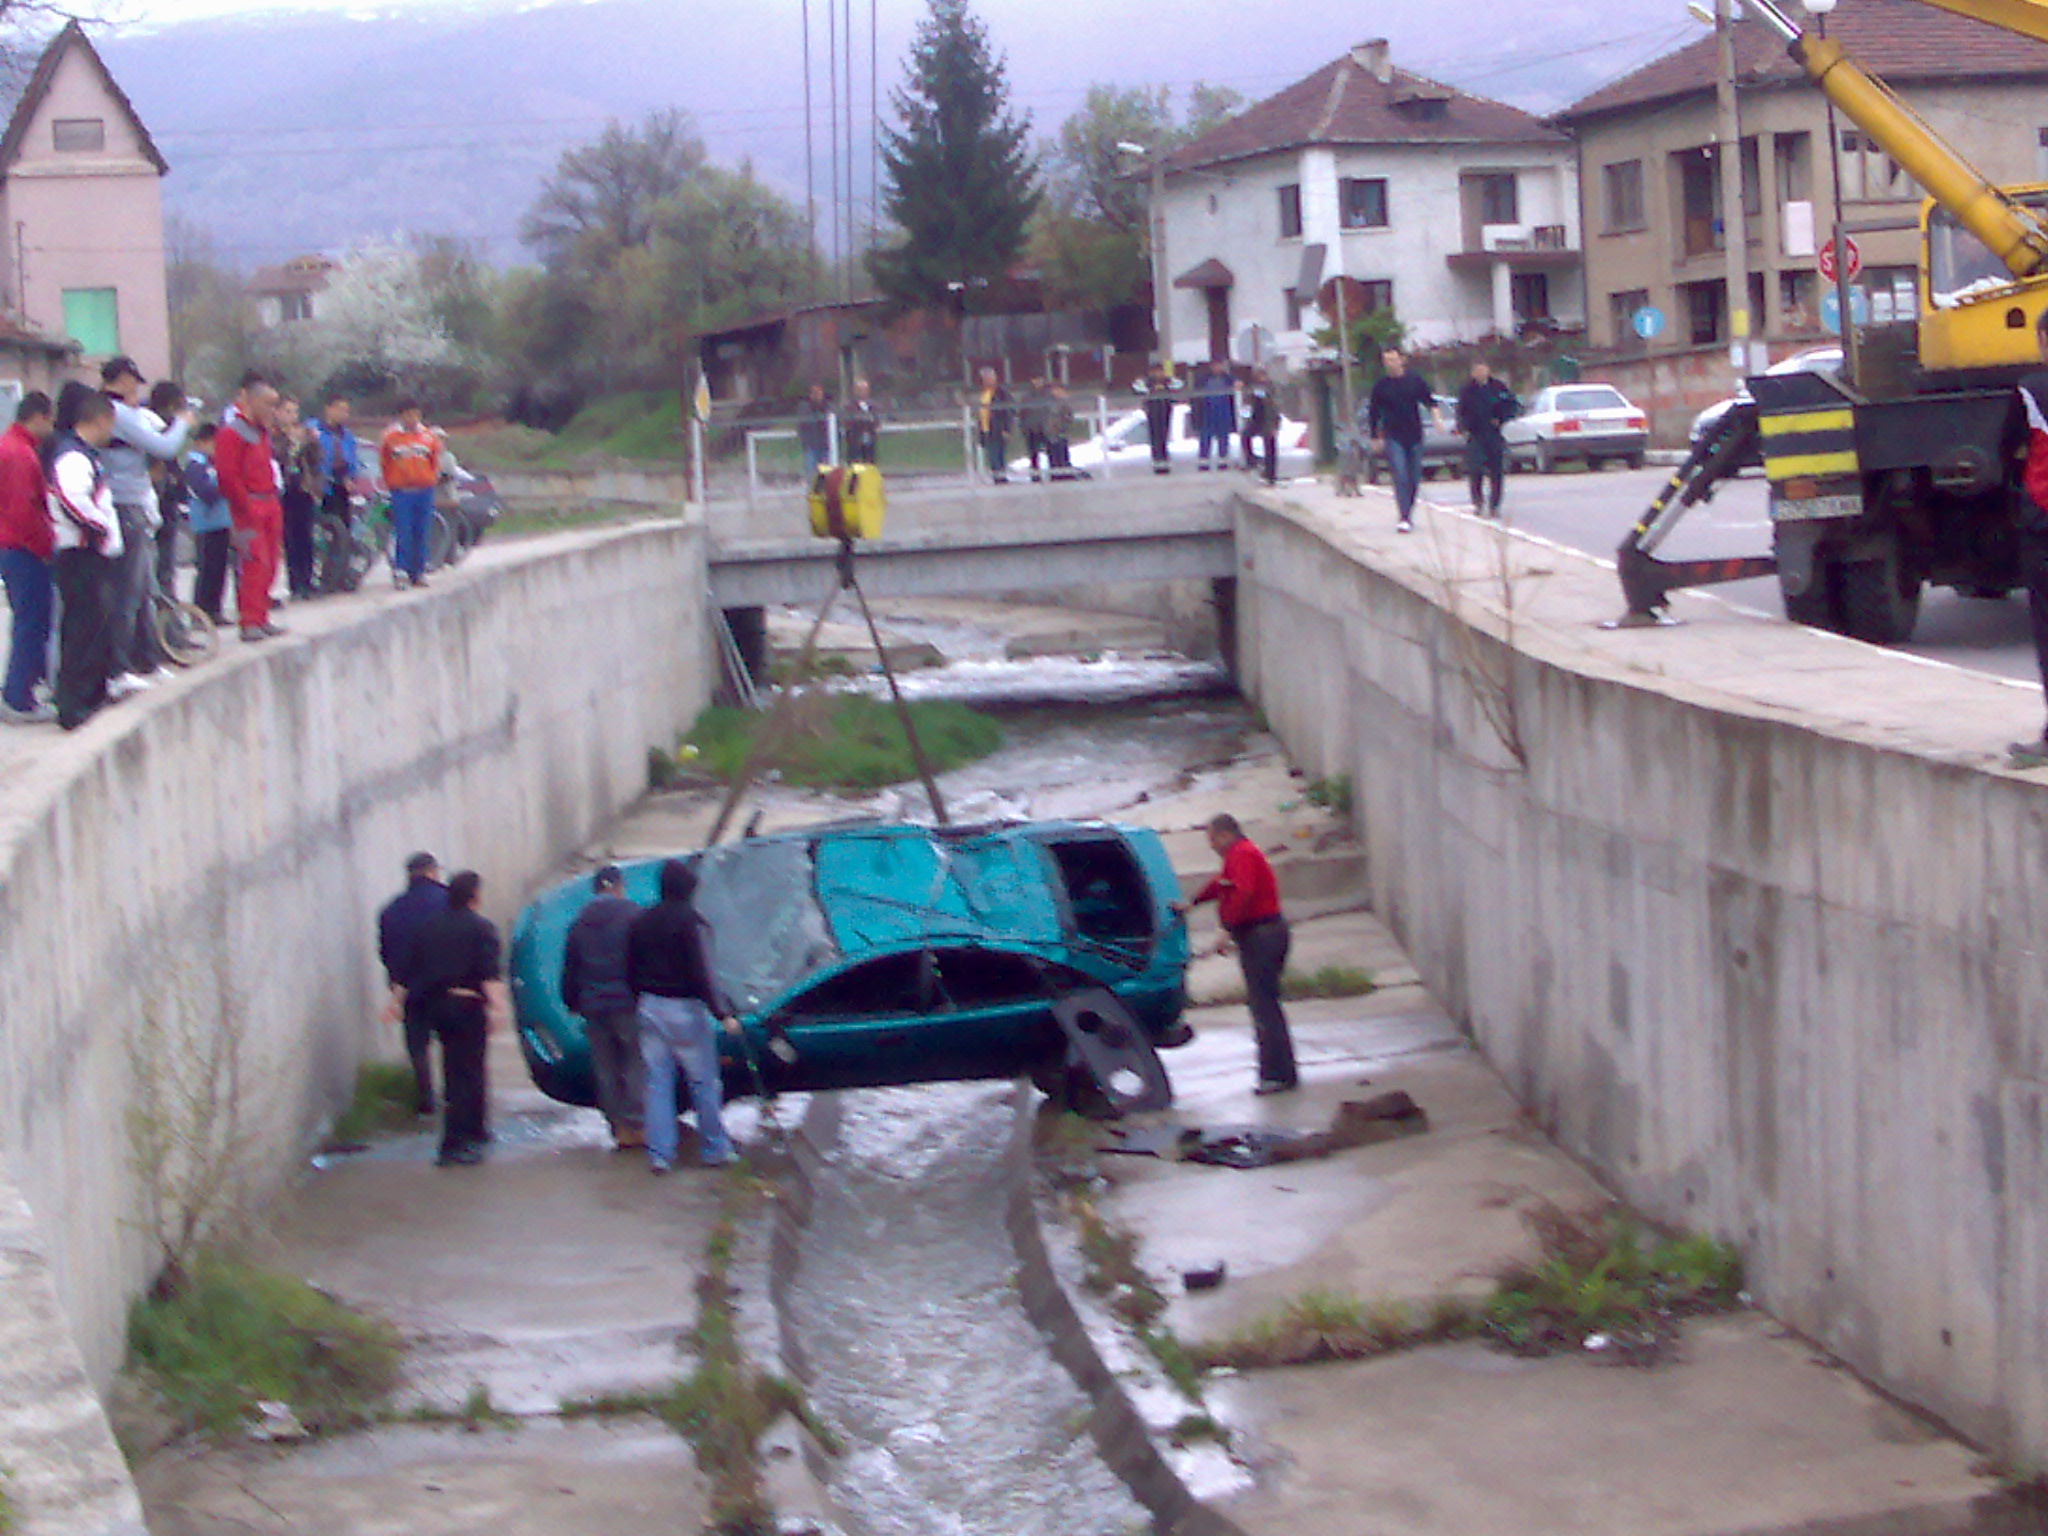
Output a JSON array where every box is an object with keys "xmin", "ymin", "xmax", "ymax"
[{"xmin": 774, "ymin": 611, "xmax": 1247, "ymax": 1536}]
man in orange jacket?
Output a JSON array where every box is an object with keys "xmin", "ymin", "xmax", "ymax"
[
  {"xmin": 380, "ymin": 398, "xmax": 441, "ymax": 589},
  {"xmin": 215, "ymin": 372, "xmax": 285, "ymax": 641}
]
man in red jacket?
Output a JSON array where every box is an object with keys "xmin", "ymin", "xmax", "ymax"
[
  {"xmin": 215, "ymin": 372, "xmax": 285, "ymax": 641},
  {"xmin": 1177, "ymin": 812, "xmax": 1299, "ymax": 1095},
  {"xmin": 0, "ymin": 391, "xmax": 55, "ymax": 722}
]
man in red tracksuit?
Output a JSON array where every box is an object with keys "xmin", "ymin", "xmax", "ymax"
[
  {"xmin": 215, "ymin": 372, "xmax": 285, "ymax": 642},
  {"xmin": 2013, "ymin": 311, "xmax": 2048, "ymax": 762},
  {"xmin": 1177, "ymin": 812, "xmax": 1299, "ymax": 1095}
]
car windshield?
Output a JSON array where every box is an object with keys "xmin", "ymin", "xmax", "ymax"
[{"xmin": 1552, "ymin": 387, "xmax": 1629, "ymax": 412}]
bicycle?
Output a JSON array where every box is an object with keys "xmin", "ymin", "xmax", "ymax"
[
  {"xmin": 148, "ymin": 565, "xmax": 218, "ymax": 668},
  {"xmin": 310, "ymin": 505, "xmax": 377, "ymax": 595}
]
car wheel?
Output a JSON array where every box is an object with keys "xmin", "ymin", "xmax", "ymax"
[
  {"xmin": 1586, "ymin": 455, "xmax": 1604, "ymax": 472},
  {"xmin": 1625, "ymin": 452, "xmax": 1646, "ymax": 470}
]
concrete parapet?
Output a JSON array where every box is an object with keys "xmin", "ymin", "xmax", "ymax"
[
  {"xmin": 1229, "ymin": 485, "xmax": 2048, "ymax": 1469},
  {"xmin": 0, "ymin": 523, "xmax": 709, "ymax": 1512}
]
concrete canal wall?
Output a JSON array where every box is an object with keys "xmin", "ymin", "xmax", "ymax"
[
  {"xmin": 1231, "ymin": 489, "xmax": 2048, "ymax": 1467},
  {"xmin": 0, "ymin": 522, "xmax": 710, "ymax": 1530}
]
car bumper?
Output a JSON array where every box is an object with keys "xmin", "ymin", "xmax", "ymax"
[{"xmin": 1516, "ymin": 432, "xmax": 1646, "ymax": 462}]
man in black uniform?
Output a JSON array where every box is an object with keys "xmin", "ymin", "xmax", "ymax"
[
  {"xmin": 377, "ymin": 851, "xmax": 446, "ymax": 1115},
  {"xmin": 1455, "ymin": 360, "xmax": 1520, "ymax": 519},
  {"xmin": 407, "ymin": 869, "xmax": 503, "ymax": 1166}
]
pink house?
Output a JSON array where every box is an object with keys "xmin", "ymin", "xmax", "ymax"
[{"xmin": 0, "ymin": 21, "xmax": 170, "ymax": 381}]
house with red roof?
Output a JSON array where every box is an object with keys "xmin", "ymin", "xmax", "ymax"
[
  {"xmin": 0, "ymin": 21, "xmax": 171, "ymax": 379},
  {"xmin": 1556, "ymin": 0, "xmax": 2048, "ymax": 358},
  {"xmin": 1155, "ymin": 39, "xmax": 1582, "ymax": 367}
]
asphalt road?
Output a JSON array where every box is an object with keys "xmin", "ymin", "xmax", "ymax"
[{"xmin": 1414, "ymin": 462, "xmax": 2042, "ymax": 685}]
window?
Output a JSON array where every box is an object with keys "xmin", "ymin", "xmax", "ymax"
[
  {"xmin": 1779, "ymin": 269, "xmax": 1817, "ymax": 329},
  {"xmin": 1511, "ymin": 272, "xmax": 1551, "ymax": 322},
  {"xmin": 52, "ymin": 117, "xmax": 104, "ymax": 152},
  {"xmin": 1277, "ymin": 183, "xmax": 1303, "ymax": 239},
  {"xmin": 1774, "ymin": 131, "xmax": 1812, "ymax": 203},
  {"xmin": 1476, "ymin": 173, "xmax": 1519, "ymax": 226},
  {"xmin": 1602, "ymin": 160, "xmax": 1645, "ymax": 232},
  {"xmin": 1740, "ymin": 138, "xmax": 1762, "ymax": 219},
  {"xmin": 1840, "ymin": 129, "xmax": 1906, "ymax": 200},
  {"xmin": 1863, "ymin": 265, "xmax": 1918, "ymax": 323},
  {"xmin": 1284, "ymin": 289, "xmax": 1304, "ymax": 329},
  {"xmin": 1340, "ymin": 177, "xmax": 1388, "ymax": 229},
  {"xmin": 280, "ymin": 293, "xmax": 313, "ymax": 323},
  {"xmin": 1358, "ymin": 279, "xmax": 1394, "ymax": 315},
  {"xmin": 61, "ymin": 287, "xmax": 118, "ymax": 354},
  {"xmin": 1609, "ymin": 288, "xmax": 1650, "ymax": 345},
  {"xmin": 1680, "ymin": 277, "xmax": 1725, "ymax": 346}
]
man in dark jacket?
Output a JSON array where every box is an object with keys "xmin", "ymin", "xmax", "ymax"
[
  {"xmin": 1365, "ymin": 347, "xmax": 1439, "ymax": 532},
  {"xmin": 627, "ymin": 859, "xmax": 737, "ymax": 1172},
  {"xmin": 377, "ymin": 851, "xmax": 447, "ymax": 1115},
  {"xmin": 1455, "ymin": 360, "xmax": 1520, "ymax": 520},
  {"xmin": 407, "ymin": 869, "xmax": 503, "ymax": 1166},
  {"xmin": 561, "ymin": 864, "xmax": 645, "ymax": 1150}
]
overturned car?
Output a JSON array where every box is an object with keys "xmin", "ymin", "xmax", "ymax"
[{"xmin": 510, "ymin": 819, "xmax": 1193, "ymax": 1114}]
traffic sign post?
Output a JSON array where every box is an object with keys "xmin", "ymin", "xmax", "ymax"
[
  {"xmin": 1631, "ymin": 305, "xmax": 1666, "ymax": 341},
  {"xmin": 1817, "ymin": 235, "xmax": 1861, "ymax": 284}
]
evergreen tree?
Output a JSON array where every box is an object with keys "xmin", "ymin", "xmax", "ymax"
[{"xmin": 870, "ymin": 0, "xmax": 1037, "ymax": 310}]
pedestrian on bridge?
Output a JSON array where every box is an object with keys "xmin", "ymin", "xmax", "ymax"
[
  {"xmin": 1141, "ymin": 362, "xmax": 1178, "ymax": 475},
  {"xmin": 974, "ymin": 366, "xmax": 1013, "ymax": 485},
  {"xmin": 561, "ymin": 864, "xmax": 646, "ymax": 1152},
  {"xmin": 843, "ymin": 378, "xmax": 880, "ymax": 466},
  {"xmin": 380, "ymin": 399, "xmax": 442, "ymax": 591},
  {"xmin": 0, "ymin": 391, "xmax": 54, "ymax": 725},
  {"xmin": 1176, "ymin": 813, "xmax": 1298, "ymax": 1096},
  {"xmin": 217, "ymin": 372, "xmax": 286, "ymax": 641}
]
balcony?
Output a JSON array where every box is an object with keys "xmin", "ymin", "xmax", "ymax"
[{"xmin": 1448, "ymin": 224, "xmax": 1578, "ymax": 270}]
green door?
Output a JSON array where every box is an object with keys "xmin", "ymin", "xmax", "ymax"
[{"xmin": 61, "ymin": 287, "xmax": 118, "ymax": 354}]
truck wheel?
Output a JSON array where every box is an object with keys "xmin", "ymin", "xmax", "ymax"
[
  {"xmin": 1781, "ymin": 564, "xmax": 1836, "ymax": 629},
  {"xmin": 1838, "ymin": 548, "xmax": 1922, "ymax": 644}
]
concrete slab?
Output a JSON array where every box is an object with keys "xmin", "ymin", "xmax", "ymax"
[{"xmin": 135, "ymin": 1420, "xmax": 702, "ymax": 1536}]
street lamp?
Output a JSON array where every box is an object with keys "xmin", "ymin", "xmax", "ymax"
[{"xmin": 1118, "ymin": 140, "xmax": 1173, "ymax": 367}]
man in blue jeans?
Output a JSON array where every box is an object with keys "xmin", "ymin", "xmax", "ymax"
[
  {"xmin": 1365, "ymin": 347, "xmax": 1440, "ymax": 533},
  {"xmin": 0, "ymin": 392, "xmax": 54, "ymax": 723},
  {"xmin": 627, "ymin": 858, "xmax": 738, "ymax": 1172}
]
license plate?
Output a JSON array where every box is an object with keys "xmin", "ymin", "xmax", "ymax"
[{"xmin": 1771, "ymin": 492, "xmax": 1862, "ymax": 522}]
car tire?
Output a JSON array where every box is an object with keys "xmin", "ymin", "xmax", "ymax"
[{"xmin": 1625, "ymin": 452, "xmax": 1646, "ymax": 470}]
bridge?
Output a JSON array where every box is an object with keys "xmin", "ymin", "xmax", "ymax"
[{"xmin": 702, "ymin": 477, "xmax": 1239, "ymax": 608}]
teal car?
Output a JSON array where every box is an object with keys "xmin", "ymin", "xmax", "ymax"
[{"xmin": 510, "ymin": 819, "xmax": 1192, "ymax": 1107}]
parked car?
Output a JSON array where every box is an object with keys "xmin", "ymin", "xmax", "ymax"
[
  {"xmin": 1504, "ymin": 384, "xmax": 1649, "ymax": 473},
  {"xmin": 438, "ymin": 450, "xmax": 502, "ymax": 549},
  {"xmin": 1364, "ymin": 394, "xmax": 1467, "ymax": 484},
  {"xmin": 1687, "ymin": 346, "xmax": 1845, "ymax": 467},
  {"xmin": 510, "ymin": 819, "xmax": 1194, "ymax": 1113},
  {"xmin": 1018, "ymin": 400, "xmax": 1315, "ymax": 479}
]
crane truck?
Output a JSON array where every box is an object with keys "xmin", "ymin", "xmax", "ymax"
[{"xmin": 1619, "ymin": 0, "xmax": 2048, "ymax": 643}]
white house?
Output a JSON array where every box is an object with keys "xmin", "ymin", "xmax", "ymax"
[{"xmin": 1155, "ymin": 39, "xmax": 1584, "ymax": 366}]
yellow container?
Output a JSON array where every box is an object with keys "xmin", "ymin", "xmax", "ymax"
[{"xmin": 808, "ymin": 464, "xmax": 886, "ymax": 540}]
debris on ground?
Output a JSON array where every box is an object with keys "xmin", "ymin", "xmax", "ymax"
[{"xmin": 1098, "ymin": 1091, "xmax": 1429, "ymax": 1169}]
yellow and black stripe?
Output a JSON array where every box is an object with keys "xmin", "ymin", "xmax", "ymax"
[{"xmin": 1760, "ymin": 407, "xmax": 1857, "ymax": 483}]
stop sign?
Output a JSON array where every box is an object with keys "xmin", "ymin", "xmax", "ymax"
[{"xmin": 1817, "ymin": 235, "xmax": 1861, "ymax": 283}]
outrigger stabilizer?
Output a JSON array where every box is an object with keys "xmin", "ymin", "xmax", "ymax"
[{"xmin": 1613, "ymin": 402, "xmax": 1777, "ymax": 625}]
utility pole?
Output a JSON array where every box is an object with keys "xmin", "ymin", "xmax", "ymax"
[
  {"xmin": 1151, "ymin": 154, "xmax": 1172, "ymax": 367},
  {"xmin": 1714, "ymin": 0, "xmax": 1759, "ymax": 383}
]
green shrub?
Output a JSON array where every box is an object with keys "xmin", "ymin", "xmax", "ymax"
[
  {"xmin": 127, "ymin": 1253, "xmax": 402, "ymax": 1438},
  {"xmin": 684, "ymin": 696, "xmax": 1001, "ymax": 790},
  {"xmin": 327, "ymin": 1061, "xmax": 423, "ymax": 1145}
]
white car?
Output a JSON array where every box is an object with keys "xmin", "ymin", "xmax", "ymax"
[
  {"xmin": 1688, "ymin": 346, "xmax": 1845, "ymax": 463},
  {"xmin": 1011, "ymin": 400, "xmax": 1314, "ymax": 479},
  {"xmin": 1504, "ymin": 384, "xmax": 1649, "ymax": 473}
]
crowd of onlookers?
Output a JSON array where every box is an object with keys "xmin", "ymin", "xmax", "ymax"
[{"xmin": 0, "ymin": 358, "xmax": 450, "ymax": 733}]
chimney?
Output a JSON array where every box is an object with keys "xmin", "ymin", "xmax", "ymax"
[{"xmin": 1353, "ymin": 38, "xmax": 1393, "ymax": 84}]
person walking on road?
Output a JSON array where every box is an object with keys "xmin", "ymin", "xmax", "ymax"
[
  {"xmin": 379, "ymin": 851, "xmax": 449, "ymax": 1117},
  {"xmin": 405, "ymin": 868, "xmax": 503, "ymax": 1167},
  {"xmin": 217, "ymin": 373, "xmax": 286, "ymax": 642},
  {"xmin": 0, "ymin": 392, "xmax": 55, "ymax": 724},
  {"xmin": 45, "ymin": 383, "xmax": 124, "ymax": 731},
  {"xmin": 628, "ymin": 858, "xmax": 738, "ymax": 1172},
  {"xmin": 2010, "ymin": 311, "xmax": 2048, "ymax": 763},
  {"xmin": 1176, "ymin": 812, "xmax": 1298, "ymax": 1095},
  {"xmin": 560, "ymin": 864, "xmax": 646, "ymax": 1151},
  {"xmin": 1456, "ymin": 360, "xmax": 1520, "ymax": 520},
  {"xmin": 974, "ymin": 366, "xmax": 1012, "ymax": 484},
  {"xmin": 1366, "ymin": 347, "xmax": 1439, "ymax": 533}
]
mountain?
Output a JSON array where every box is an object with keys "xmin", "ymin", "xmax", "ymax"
[{"xmin": 99, "ymin": 0, "xmax": 1695, "ymax": 273}]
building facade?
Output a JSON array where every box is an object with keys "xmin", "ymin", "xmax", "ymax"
[
  {"xmin": 1155, "ymin": 40, "xmax": 1583, "ymax": 369},
  {"xmin": 1559, "ymin": 0, "xmax": 2048, "ymax": 360},
  {"xmin": 0, "ymin": 22, "xmax": 171, "ymax": 379}
]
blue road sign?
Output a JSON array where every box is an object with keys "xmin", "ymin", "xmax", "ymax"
[
  {"xmin": 1820, "ymin": 287, "xmax": 1872, "ymax": 334},
  {"xmin": 1631, "ymin": 305, "xmax": 1666, "ymax": 340}
]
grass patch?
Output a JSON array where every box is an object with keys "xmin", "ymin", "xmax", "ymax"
[
  {"xmin": 1303, "ymin": 775, "xmax": 1354, "ymax": 818},
  {"xmin": 327, "ymin": 1060, "xmax": 422, "ymax": 1145},
  {"xmin": 126, "ymin": 1252, "xmax": 402, "ymax": 1439},
  {"xmin": 1481, "ymin": 1203, "xmax": 1743, "ymax": 1361},
  {"xmin": 1170, "ymin": 1411, "xmax": 1230, "ymax": 1448},
  {"xmin": 1193, "ymin": 1290, "xmax": 1476, "ymax": 1371},
  {"xmin": 1074, "ymin": 1193, "xmax": 1165, "ymax": 1329},
  {"xmin": 1141, "ymin": 1325, "xmax": 1205, "ymax": 1402},
  {"xmin": 683, "ymin": 695, "xmax": 1002, "ymax": 791},
  {"xmin": 1207, "ymin": 963, "xmax": 1377, "ymax": 1006}
]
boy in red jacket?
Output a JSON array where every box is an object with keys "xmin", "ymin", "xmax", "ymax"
[{"xmin": 215, "ymin": 372, "xmax": 285, "ymax": 641}]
